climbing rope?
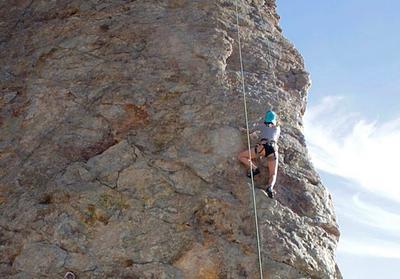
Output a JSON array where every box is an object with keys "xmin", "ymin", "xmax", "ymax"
[{"xmin": 235, "ymin": 1, "xmax": 264, "ymax": 279}]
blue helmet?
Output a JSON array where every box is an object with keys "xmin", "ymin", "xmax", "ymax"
[{"xmin": 264, "ymin": 110, "xmax": 277, "ymax": 125}]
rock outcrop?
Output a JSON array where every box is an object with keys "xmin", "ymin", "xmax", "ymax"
[{"xmin": 0, "ymin": 0, "xmax": 341, "ymax": 278}]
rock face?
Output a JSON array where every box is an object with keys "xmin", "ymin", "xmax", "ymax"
[{"xmin": 0, "ymin": 0, "xmax": 341, "ymax": 278}]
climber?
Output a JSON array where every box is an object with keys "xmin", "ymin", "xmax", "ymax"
[{"xmin": 238, "ymin": 110, "xmax": 280, "ymax": 199}]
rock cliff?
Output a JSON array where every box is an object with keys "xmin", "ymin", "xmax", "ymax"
[{"xmin": 0, "ymin": 0, "xmax": 341, "ymax": 278}]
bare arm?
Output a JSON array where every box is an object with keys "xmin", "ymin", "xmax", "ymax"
[{"xmin": 239, "ymin": 122, "xmax": 263, "ymax": 135}]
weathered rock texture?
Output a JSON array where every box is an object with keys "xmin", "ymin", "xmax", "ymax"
[{"xmin": 0, "ymin": 0, "xmax": 341, "ymax": 278}]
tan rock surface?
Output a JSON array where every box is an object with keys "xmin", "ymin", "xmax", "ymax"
[{"xmin": 1, "ymin": 0, "xmax": 341, "ymax": 278}]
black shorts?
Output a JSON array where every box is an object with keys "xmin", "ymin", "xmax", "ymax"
[{"xmin": 255, "ymin": 140, "xmax": 276, "ymax": 158}]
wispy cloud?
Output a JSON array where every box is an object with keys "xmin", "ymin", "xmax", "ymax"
[
  {"xmin": 304, "ymin": 96, "xmax": 400, "ymax": 259},
  {"xmin": 338, "ymin": 237, "xmax": 400, "ymax": 259},
  {"xmin": 336, "ymin": 195, "xmax": 400, "ymax": 259},
  {"xmin": 348, "ymin": 195, "xmax": 400, "ymax": 235},
  {"xmin": 304, "ymin": 96, "xmax": 400, "ymax": 203}
]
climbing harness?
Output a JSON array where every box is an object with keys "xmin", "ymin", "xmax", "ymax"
[
  {"xmin": 255, "ymin": 139, "xmax": 276, "ymax": 159},
  {"xmin": 235, "ymin": 1, "xmax": 264, "ymax": 279}
]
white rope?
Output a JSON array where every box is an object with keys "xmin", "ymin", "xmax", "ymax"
[{"xmin": 235, "ymin": 1, "xmax": 264, "ymax": 279}]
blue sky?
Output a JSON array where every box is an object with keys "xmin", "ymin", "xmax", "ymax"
[{"xmin": 277, "ymin": 1, "xmax": 400, "ymax": 278}]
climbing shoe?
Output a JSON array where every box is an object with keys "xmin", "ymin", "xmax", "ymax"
[
  {"xmin": 247, "ymin": 168, "xmax": 260, "ymax": 178},
  {"xmin": 64, "ymin": 272, "xmax": 76, "ymax": 279},
  {"xmin": 262, "ymin": 186, "xmax": 274, "ymax": 199}
]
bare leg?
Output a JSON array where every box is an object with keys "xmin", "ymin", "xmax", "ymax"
[
  {"xmin": 238, "ymin": 148, "xmax": 258, "ymax": 170},
  {"xmin": 266, "ymin": 152, "xmax": 278, "ymax": 189}
]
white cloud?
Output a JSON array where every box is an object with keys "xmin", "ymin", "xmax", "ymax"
[
  {"xmin": 338, "ymin": 237, "xmax": 400, "ymax": 259},
  {"xmin": 304, "ymin": 96, "xmax": 400, "ymax": 259},
  {"xmin": 304, "ymin": 96, "xmax": 400, "ymax": 203},
  {"xmin": 338, "ymin": 194, "xmax": 400, "ymax": 236}
]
